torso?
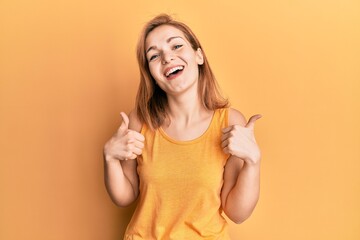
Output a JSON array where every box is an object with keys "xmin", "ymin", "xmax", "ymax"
[{"xmin": 124, "ymin": 108, "xmax": 231, "ymax": 240}]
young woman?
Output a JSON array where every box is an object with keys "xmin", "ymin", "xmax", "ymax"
[{"xmin": 104, "ymin": 14, "xmax": 262, "ymax": 240}]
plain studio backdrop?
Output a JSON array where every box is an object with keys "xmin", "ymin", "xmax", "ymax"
[{"xmin": 0, "ymin": 0, "xmax": 359, "ymax": 239}]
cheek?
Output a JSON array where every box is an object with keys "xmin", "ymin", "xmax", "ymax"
[
  {"xmin": 185, "ymin": 54, "xmax": 200, "ymax": 72},
  {"xmin": 183, "ymin": 51, "xmax": 200, "ymax": 67},
  {"xmin": 148, "ymin": 64, "xmax": 159, "ymax": 79}
]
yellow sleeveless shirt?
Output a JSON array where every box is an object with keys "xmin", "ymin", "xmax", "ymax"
[{"xmin": 124, "ymin": 108, "xmax": 231, "ymax": 240}]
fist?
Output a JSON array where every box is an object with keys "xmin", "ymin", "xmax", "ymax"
[
  {"xmin": 221, "ymin": 114, "xmax": 262, "ymax": 165},
  {"xmin": 104, "ymin": 112, "xmax": 145, "ymax": 161}
]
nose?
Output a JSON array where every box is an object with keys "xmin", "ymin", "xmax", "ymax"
[{"xmin": 161, "ymin": 51, "xmax": 174, "ymax": 65}]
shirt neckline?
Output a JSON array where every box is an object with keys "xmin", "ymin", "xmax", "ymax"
[{"xmin": 158, "ymin": 110, "xmax": 218, "ymax": 145}]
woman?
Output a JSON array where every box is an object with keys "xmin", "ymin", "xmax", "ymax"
[{"xmin": 104, "ymin": 14, "xmax": 262, "ymax": 239}]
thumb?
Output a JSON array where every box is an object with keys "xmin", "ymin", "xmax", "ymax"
[
  {"xmin": 246, "ymin": 114, "xmax": 262, "ymax": 129},
  {"xmin": 118, "ymin": 112, "xmax": 129, "ymax": 132}
]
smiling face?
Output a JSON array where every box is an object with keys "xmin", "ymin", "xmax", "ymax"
[{"xmin": 145, "ymin": 24, "xmax": 204, "ymax": 96}]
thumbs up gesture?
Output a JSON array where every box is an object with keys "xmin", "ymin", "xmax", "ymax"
[
  {"xmin": 104, "ymin": 112, "xmax": 145, "ymax": 161},
  {"xmin": 221, "ymin": 114, "xmax": 262, "ymax": 165}
]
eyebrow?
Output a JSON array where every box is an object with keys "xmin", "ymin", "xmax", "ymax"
[{"xmin": 146, "ymin": 36, "xmax": 184, "ymax": 54}]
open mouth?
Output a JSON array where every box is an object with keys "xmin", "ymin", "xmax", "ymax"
[{"xmin": 164, "ymin": 66, "xmax": 184, "ymax": 80}]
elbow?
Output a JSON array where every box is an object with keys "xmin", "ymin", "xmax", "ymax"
[
  {"xmin": 223, "ymin": 205, "xmax": 255, "ymax": 224},
  {"xmin": 223, "ymin": 195, "xmax": 260, "ymax": 224},
  {"xmin": 113, "ymin": 200, "xmax": 133, "ymax": 208},
  {"xmin": 110, "ymin": 194, "xmax": 137, "ymax": 208},
  {"xmin": 227, "ymin": 211, "xmax": 252, "ymax": 225},
  {"xmin": 232, "ymin": 214, "xmax": 251, "ymax": 225}
]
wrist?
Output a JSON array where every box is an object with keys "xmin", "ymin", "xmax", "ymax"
[
  {"xmin": 243, "ymin": 156, "xmax": 261, "ymax": 167},
  {"xmin": 103, "ymin": 152, "xmax": 120, "ymax": 163},
  {"xmin": 243, "ymin": 151, "xmax": 261, "ymax": 165}
]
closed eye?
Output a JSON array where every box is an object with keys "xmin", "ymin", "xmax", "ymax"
[
  {"xmin": 149, "ymin": 54, "xmax": 159, "ymax": 61},
  {"xmin": 174, "ymin": 44, "xmax": 183, "ymax": 50}
]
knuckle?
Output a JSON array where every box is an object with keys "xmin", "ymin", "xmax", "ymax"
[
  {"xmin": 228, "ymin": 142, "xmax": 234, "ymax": 150},
  {"xmin": 126, "ymin": 151, "xmax": 133, "ymax": 158},
  {"xmin": 118, "ymin": 126, "xmax": 126, "ymax": 133},
  {"xmin": 124, "ymin": 144, "xmax": 131, "ymax": 151},
  {"xmin": 125, "ymin": 130, "xmax": 132, "ymax": 137}
]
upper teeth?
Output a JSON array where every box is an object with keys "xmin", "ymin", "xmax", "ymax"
[{"xmin": 165, "ymin": 66, "xmax": 184, "ymax": 77}]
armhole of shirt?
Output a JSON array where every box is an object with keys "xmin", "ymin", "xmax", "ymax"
[
  {"xmin": 224, "ymin": 108, "xmax": 229, "ymax": 128},
  {"xmin": 140, "ymin": 123, "xmax": 146, "ymax": 135}
]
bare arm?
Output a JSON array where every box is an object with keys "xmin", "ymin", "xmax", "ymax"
[
  {"xmin": 103, "ymin": 110, "xmax": 144, "ymax": 207},
  {"xmin": 221, "ymin": 108, "xmax": 262, "ymax": 224}
]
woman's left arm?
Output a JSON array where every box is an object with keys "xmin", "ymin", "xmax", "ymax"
[{"xmin": 220, "ymin": 108, "xmax": 262, "ymax": 224}]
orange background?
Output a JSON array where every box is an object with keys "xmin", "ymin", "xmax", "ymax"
[{"xmin": 1, "ymin": 0, "xmax": 359, "ymax": 239}]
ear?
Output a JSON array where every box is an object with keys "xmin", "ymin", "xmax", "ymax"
[{"xmin": 196, "ymin": 48, "xmax": 204, "ymax": 65}]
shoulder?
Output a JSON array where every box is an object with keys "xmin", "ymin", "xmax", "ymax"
[
  {"xmin": 128, "ymin": 108, "xmax": 143, "ymax": 132},
  {"xmin": 228, "ymin": 108, "xmax": 247, "ymax": 127}
]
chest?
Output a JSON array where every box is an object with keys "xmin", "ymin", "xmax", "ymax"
[{"xmin": 137, "ymin": 130, "xmax": 228, "ymax": 192}]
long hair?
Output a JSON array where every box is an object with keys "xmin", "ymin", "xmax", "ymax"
[{"xmin": 135, "ymin": 14, "xmax": 229, "ymax": 130}]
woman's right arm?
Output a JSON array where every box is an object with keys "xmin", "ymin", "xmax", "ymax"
[{"xmin": 103, "ymin": 110, "xmax": 144, "ymax": 207}]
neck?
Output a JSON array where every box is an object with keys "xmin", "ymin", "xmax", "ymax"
[{"xmin": 166, "ymin": 91, "xmax": 208, "ymax": 127}]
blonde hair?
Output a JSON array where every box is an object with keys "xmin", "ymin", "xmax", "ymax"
[{"xmin": 135, "ymin": 14, "xmax": 229, "ymax": 130}]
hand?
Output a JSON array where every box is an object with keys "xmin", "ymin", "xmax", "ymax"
[
  {"xmin": 221, "ymin": 114, "xmax": 262, "ymax": 165},
  {"xmin": 104, "ymin": 112, "xmax": 145, "ymax": 162}
]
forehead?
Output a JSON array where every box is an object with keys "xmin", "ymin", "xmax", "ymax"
[{"xmin": 145, "ymin": 25, "xmax": 187, "ymax": 49}]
